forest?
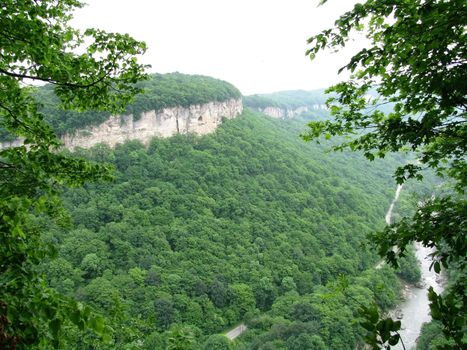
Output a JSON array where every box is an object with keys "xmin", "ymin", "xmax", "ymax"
[
  {"xmin": 27, "ymin": 73, "xmax": 242, "ymax": 137},
  {"xmin": 2, "ymin": 1, "xmax": 464, "ymax": 349},
  {"xmin": 244, "ymin": 90, "xmax": 327, "ymax": 111},
  {"xmin": 38, "ymin": 106, "xmax": 423, "ymax": 349}
]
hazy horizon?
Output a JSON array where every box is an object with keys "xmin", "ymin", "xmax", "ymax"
[{"xmin": 72, "ymin": 0, "xmax": 363, "ymax": 95}]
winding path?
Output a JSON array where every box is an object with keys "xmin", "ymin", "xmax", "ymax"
[
  {"xmin": 385, "ymin": 184, "xmax": 404, "ymax": 225},
  {"xmin": 225, "ymin": 323, "xmax": 247, "ymax": 340},
  {"xmin": 375, "ymin": 184, "xmax": 403, "ymax": 269}
]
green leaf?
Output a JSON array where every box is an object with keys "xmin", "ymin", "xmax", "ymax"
[
  {"xmin": 433, "ymin": 261, "xmax": 441, "ymax": 273},
  {"xmin": 388, "ymin": 334, "xmax": 400, "ymax": 346}
]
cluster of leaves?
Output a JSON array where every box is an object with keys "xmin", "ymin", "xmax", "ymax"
[
  {"xmin": 42, "ymin": 110, "xmax": 416, "ymax": 349},
  {"xmin": 244, "ymin": 90, "xmax": 327, "ymax": 111},
  {"xmin": 359, "ymin": 304, "xmax": 402, "ymax": 350},
  {"xmin": 31, "ymin": 85, "xmax": 112, "ymax": 138},
  {"xmin": 304, "ymin": 0, "xmax": 466, "ymax": 348},
  {"xmin": 0, "ymin": 0, "xmax": 147, "ymax": 348}
]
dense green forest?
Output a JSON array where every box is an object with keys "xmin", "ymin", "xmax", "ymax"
[
  {"xmin": 40, "ymin": 108, "xmax": 419, "ymax": 349},
  {"xmin": 3, "ymin": 1, "xmax": 463, "ymax": 349},
  {"xmin": 30, "ymin": 73, "xmax": 241, "ymax": 136},
  {"xmin": 244, "ymin": 90, "xmax": 327, "ymax": 110}
]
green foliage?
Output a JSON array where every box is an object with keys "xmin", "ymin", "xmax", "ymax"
[
  {"xmin": 32, "ymin": 72, "xmax": 241, "ymax": 136},
  {"xmin": 286, "ymin": 333, "xmax": 327, "ymax": 350},
  {"xmin": 304, "ymin": 0, "xmax": 466, "ymax": 348},
  {"xmin": 166, "ymin": 324, "xmax": 199, "ymax": 350},
  {"xmin": 46, "ymin": 110, "xmax": 419, "ymax": 348},
  {"xmin": 244, "ymin": 90, "xmax": 327, "ymax": 110},
  {"xmin": 32, "ymin": 85, "xmax": 112, "ymax": 138},
  {"xmin": 395, "ymin": 246, "xmax": 421, "ymax": 284},
  {"xmin": 360, "ymin": 304, "xmax": 402, "ymax": 350},
  {"xmin": 416, "ymin": 320, "xmax": 457, "ymax": 350},
  {"xmin": 125, "ymin": 72, "xmax": 241, "ymax": 118},
  {"xmin": 202, "ymin": 334, "xmax": 232, "ymax": 350},
  {"xmin": 0, "ymin": 0, "xmax": 147, "ymax": 348}
]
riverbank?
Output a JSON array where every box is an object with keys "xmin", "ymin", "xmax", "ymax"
[
  {"xmin": 392, "ymin": 244, "xmax": 445, "ymax": 349},
  {"xmin": 382, "ymin": 185, "xmax": 445, "ymax": 349}
]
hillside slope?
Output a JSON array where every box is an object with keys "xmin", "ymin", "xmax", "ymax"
[
  {"xmin": 36, "ymin": 72, "xmax": 242, "ymax": 136},
  {"xmin": 244, "ymin": 90, "xmax": 326, "ymax": 110},
  {"xmin": 244, "ymin": 90, "xmax": 328, "ymax": 119},
  {"xmin": 43, "ymin": 109, "xmax": 408, "ymax": 349},
  {"xmin": 0, "ymin": 73, "xmax": 243, "ymax": 149}
]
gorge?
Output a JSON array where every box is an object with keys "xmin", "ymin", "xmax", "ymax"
[{"xmin": 1, "ymin": 74, "xmax": 436, "ymax": 349}]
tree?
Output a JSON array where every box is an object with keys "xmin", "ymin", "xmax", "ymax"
[
  {"xmin": 166, "ymin": 325, "xmax": 198, "ymax": 350},
  {"xmin": 286, "ymin": 333, "xmax": 328, "ymax": 350},
  {"xmin": 202, "ymin": 334, "xmax": 233, "ymax": 350},
  {"xmin": 304, "ymin": 0, "xmax": 466, "ymax": 348},
  {"xmin": 0, "ymin": 1, "xmax": 147, "ymax": 348},
  {"xmin": 155, "ymin": 298, "xmax": 175, "ymax": 330},
  {"xmin": 230, "ymin": 283, "xmax": 256, "ymax": 317}
]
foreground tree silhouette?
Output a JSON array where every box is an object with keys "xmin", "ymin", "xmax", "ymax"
[
  {"xmin": 304, "ymin": 0, "xmax": 465, "ymax": 349},
  {"xmin": 0, "ymin": 1, "xmax": 147, "ymax": 348}
]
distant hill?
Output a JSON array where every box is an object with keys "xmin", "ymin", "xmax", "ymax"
[
  {"xmin": 244, "ymin": 89, "xmax": 327, "ymax": 110},
  {"xmin": 244, "ymin": 88, "xmax": 400, "ymax": 121}
]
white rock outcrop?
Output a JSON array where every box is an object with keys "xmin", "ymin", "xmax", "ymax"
[
  {"xmin": 60, "ymin": 98, "xmax": 242, "ymax": 149},
  {"xmin": 256, "ymin": 104, "xmax": 327, "ymax": 119}
]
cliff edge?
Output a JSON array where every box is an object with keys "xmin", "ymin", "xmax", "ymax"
[
  {"xmin": 0, "ymin": 73, "xmax": 244, "ymax": 150},
  {"xmin": 62, "ymin": 98, "xmax": 243, "ymax": 149}
]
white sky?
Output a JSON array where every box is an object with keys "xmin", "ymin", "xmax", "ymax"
[{"xmin": 72, "ymin": 0, "xmax": 363, "ymax": 95}]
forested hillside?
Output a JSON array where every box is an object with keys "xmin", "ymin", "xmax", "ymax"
[
  {"xmin": 4, "ymin": 1, "xmax": 463, "ymax": 349},
  {"xmin": 244, "ymin": 90, "xmax": 327, "ymax": 110},
  {"xmin": 32, "ymin": 73, "xmax": 241, "ymax": 136},
  {"xmin": 41, "ymin": 109, "xmax": 416, "ymax": 349}
]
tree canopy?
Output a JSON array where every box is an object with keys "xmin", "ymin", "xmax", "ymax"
[
  {"xmin": 244, "ymin": 90, "xmax": 327, "ymax": 111},
  {"xmin": 39, "ymin": 110, "xmax": 424, "ymax": 349},
  {"xmin": 304, "ymin": 0, "xmax": 466, "ymax": 348},
  {"xmin": 33, "ymin": 72, "xmax": 242, "ymax": 136},
  {"xmin": 0, "ymin": 1, "xmax": 147, "ymax": 348}
]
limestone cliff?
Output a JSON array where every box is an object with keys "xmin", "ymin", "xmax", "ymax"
[
  {"xmin": 256, "ymin": 104, "xmax": 327, "ymax": 119},
  {"xmin": 0, "ymin": 99, "xmax": 242, "ymax": 150},
  {"xmin": 60, "ymin": 98, "xmax": 242, "ymax": 149}
]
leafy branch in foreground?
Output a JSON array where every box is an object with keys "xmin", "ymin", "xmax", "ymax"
[
  {"xmin": 360, "ymin": 304, "xmax": 404, "ymax": 350},
  {"xmin": 0, "ymin": 1, "xmax": 147, "ymax": 348},
  {"xmin": 303, "ymin": 0, "xmax": 466, "ymax": 348}
]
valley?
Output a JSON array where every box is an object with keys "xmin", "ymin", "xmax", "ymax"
[
  {"xmin": 2, "ymin": 2, "xmax": 464, "ymax": 349},
  {"xmin": 33, "ymin": 78, "xmax": 424, "ymax": 348}
]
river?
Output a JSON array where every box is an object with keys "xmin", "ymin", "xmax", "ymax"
[
  {"xmin": 384, "ymin": 186, "xmax": 445, "ymax": 350},
  {"xmin": 393, "ymin": 244, "xmax": 445, "ymax": 350},
  {"xmin": 226, "ymin": 185, "xmax": 445, "ymax": 347}
]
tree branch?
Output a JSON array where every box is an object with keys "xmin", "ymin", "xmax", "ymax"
[
  {"xmin": 0, "ymin": 100, "xmax": 32, "ymax": 132},
  {"xmin": 0, "ymin": 68, "xmax": 109, "ymax": 89}
]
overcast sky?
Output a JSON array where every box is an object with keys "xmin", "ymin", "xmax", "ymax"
[{"xmin": 72, "ymin": 0, "xmax": 362, "ymax": 95}]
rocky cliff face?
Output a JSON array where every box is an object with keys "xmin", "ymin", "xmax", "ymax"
[
  {"xmin": 257, "ymin": 104, "xmax": 327, "ymax": 119},
  {"xmin": 59, "ymin": 98, "xmax": 242, "ymax": 149},
  {"xmin": 0, "ymin": 99, "xmax": 242, "ymax": 150}
]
